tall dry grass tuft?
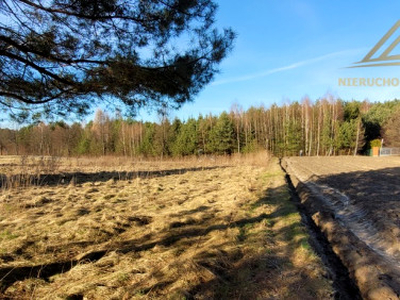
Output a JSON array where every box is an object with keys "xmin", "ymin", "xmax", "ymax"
[
  {"xmin": 231, "ymin": 151, "xmax": 272, "ymax": 167},
  {"xmin": 0, "ymin": 151, "xmax": 272, "ymax": 190},
  {"xmin": 1, "ymin": 155, "xmax": 62, "ymax": 190}
]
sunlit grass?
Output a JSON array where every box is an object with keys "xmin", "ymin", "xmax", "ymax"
[{"xmin": 0, "ymin": 154, "xmax": 332, "ymax": 299}]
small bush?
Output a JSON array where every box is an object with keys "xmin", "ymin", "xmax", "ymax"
[{"xmin": 369, "ymin": 139, "xmax": 382, "ymax": 148}]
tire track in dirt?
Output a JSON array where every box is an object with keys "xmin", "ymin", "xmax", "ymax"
[
  {"xmin": 283, "ymin": 158, "xmax": 400, "ymax": 268},
  {"xmin": 282, "ymin": 157, "xmax": 400, "ymax": 300}
]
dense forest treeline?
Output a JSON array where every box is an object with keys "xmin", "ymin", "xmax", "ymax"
[{"xmin": 1, "ymin": 97, "xmax": 400, "ymax": 157}]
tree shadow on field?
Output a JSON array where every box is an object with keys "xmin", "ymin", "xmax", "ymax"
[
  {"xmin": 0, "ymin": 185, "xmax": 294, "ymax": 295},
  {"xmin": 1, "ymin": 183, "xmax": 356, "ymax": 299},
  {"xmin": 298, "ymin": 166, "xmax": 400, "ymax": 256},
  {"xmin": 169, "ymin": 205, "xmax": 212, "ymax": 218},
  {"xmin": 125, "ymin": 184, "xmax": 337, "ymax": 299},
  {"xmin": 311, "ymin": 166, "xmax": 400, "ymax": 205},
  {"xmin": 181, "ymin": 189, "xmax": 309, "ymax": 299},
  {"xmin": 111, "ymin": 211, "xmax": 278, "ymax": 254},
  {"xmin": 0, "ymin": 166, "xmax": 226, "ymax": 188},
  {"xmin": 286, "ymin": 165, "xmax": 400, "ymax": 300},
  {"xmin": 307, "ymin": 166, "xmax": 400, "ymax": 263}
]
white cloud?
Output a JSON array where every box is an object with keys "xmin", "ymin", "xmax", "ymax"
[{"xmin": 212, "ymin": 49, "xmax": 366, "ymax": 86}]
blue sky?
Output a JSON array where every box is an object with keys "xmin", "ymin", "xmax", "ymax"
[
  {"xmin": 2, "ymin": 1, "xmax": 400, "ymax": 126},
  {"xmin": 156, "ymin": 0, "xmax": 400, "ymax": 121}
]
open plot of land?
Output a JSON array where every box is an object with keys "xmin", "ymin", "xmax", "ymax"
[
  {"xmin": 283, "ymin": 156, "xmax": 400, "ymax": 299},
  {"xmin": 0, "ymin": 155, "xmax": 333, "ymax": 299}
]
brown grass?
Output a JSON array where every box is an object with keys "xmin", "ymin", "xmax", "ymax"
[{"xmin": 0, "ymin": 153, "xmax": 333, "ymax": 299}]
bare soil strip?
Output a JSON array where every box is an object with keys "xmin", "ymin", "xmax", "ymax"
[
  {"xmin": 0, "ymin": 155, "xmax": 333, "ymax": 299},
  {"xmin": 282, "ymin": 156, "xmax": 400, "ymax": 300}
]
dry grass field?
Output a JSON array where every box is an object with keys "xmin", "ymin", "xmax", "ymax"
[{"xmin": 0, "ymin": 154, "xmax": 333, "ymax": 299}]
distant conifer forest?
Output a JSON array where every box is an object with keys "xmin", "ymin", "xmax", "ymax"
[{"xmin": 1, "ymin": 98, "xmax": 399, "ymax": 157}]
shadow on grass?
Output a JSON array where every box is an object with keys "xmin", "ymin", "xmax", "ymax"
[
  {"xmin": 138, "ymin": 184, "xmax": 333, "ymax": 299},
  {"xmin": 186, "ymin": 253, "xmax": 307, "ymax": 300},
  {"xmin": 169, "ymin": 205, "xmax": 212, "ymax": 218},
  {"xmin": 0, "ymin": 183, "xmax": 338, "ymax": 299},
  {"xmin": 0, "ymin": 166, "xmax": 226, "ymax": 188},
  {"xmin": 0, "ymin": 185, "xmax": 289, "ymax": 293}
]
